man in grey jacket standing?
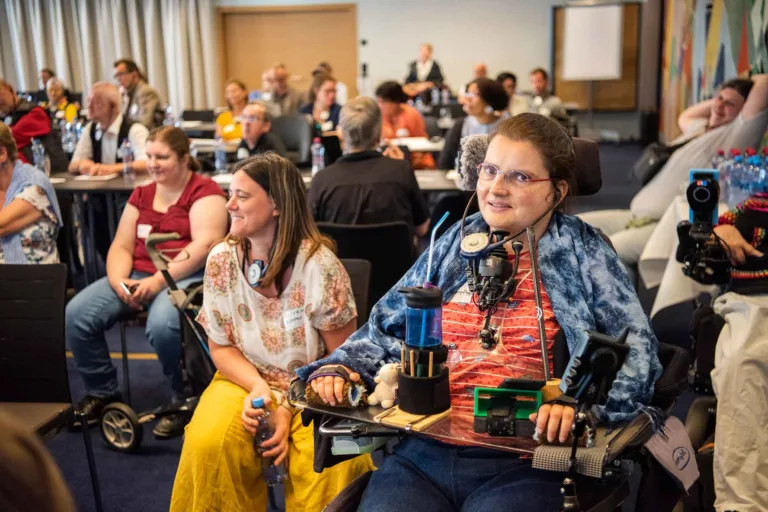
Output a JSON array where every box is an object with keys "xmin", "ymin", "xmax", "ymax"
[{"xmin": 113, "ymin": 58, "xmax": 163, "ymax": 130}]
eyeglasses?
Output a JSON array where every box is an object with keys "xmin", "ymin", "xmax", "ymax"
[
  {"xmin": 113, "ymin": 71, "xmax": 129, "ymax": 80},
  {"xmin": 242, "ymin": 115, "xmax": 263, "ymax": 123},
  {"xmin": 477, "ymin": 162, "xmax": 552, "ymax": 187}
]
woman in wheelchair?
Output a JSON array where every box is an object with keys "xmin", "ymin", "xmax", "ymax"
[
  {"xmin": 298, "ymin": 114, "xmax": 662, "ymax": 511},
  {"xmin": 66, "ymin": 127, "xmax": 228, "ymax": 434},
  {"xmin": 170, "ymin": 153, "xmax": 374, "ymax": 511}
]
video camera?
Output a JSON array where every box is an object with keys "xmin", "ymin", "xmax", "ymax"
[{"xmin": 676, "ymin": 170, "xmax": 730, "ymax": 285}]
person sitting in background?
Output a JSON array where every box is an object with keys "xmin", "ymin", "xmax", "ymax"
[
  {"xmin": 113, "ymin": 58, "xmax": 163, "ymax": 129},
  {"xmin": 263, "ymin": 65, "xmax": 302, "ymax": 117},
  {"xmin": 524, "ymin": 68, "xmax": 565, "ymax": 118},
  {"xmin": 0, "ymin": 78, "xmax": 66, "ymax": 170},
  {"xmin": 438, "ymin": 78, "xmax": 509, "ymax": 169},
  {"xmin": 300, "ymin": 71, "xmax": 341, "ymax": 133},
  {"xmin": 46, "ymin": 78, "xmax": 78, "ymax": 123},
  {"xmin": 497, "ymin": 71, "xmax": 529, "ymax": 116},
  {"xmin": 0, "ymin": 123, "xmax": 61, "ymax": 264},
  {"xmin": 236, "ymin": 101, "xmax": 287, "ymax": 160},
  {"xmin": 580, "ymin": 74, "xmax": 768, "ymax": 280},
  {"xmin": 215, "ymin": 79, "xmax": 248, "ymax": 142},
  {"xmin": 376, "ymin": 81, "xmax": 435, "ymax": 170},
  {"xmin": 68, "ymin": 82, "xmax": 149, "ymax": 177},
  {"xmin": 458, "ymin": 63, "xmax": 488, "ymax": 103},
  {"xmin": 404, "ymin": 43, "xmax": 444, "ymax": 99},
  {"xmin": 316, "ymin": 62, "xmax": 348, "ymax": 104},
  {"xmin": 37, "ymin": 68, "xmax": 56, "ymax": 103},
  {"xmin": 170, "ymin": 153, "xmax": 374, "ymax": 511},
  {"xmin": 308, "ymin": 96, "xmax": 429, "ymax": 239},
  {"xmin": 66, "ymin": 126, "xmax": 228, "ymax": 435}
]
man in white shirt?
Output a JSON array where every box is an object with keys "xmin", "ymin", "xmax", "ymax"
[
  {"xmin": 404, "ymin": 43, "xmax": 444, "ymax": 98},
  {"xmin": 580, "ymin": 75, "xmax": 768, "ymax": 276},
  {"xmin": 69, "ymin": 82, "xmax": 149, "ymax": 176}
]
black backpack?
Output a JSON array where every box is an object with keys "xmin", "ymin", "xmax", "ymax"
[{"xmin": 632, "ymin": 139, "xmax": 693, "ymax": 185}]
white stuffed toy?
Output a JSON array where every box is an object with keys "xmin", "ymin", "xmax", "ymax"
[{"xmin": 366, "ymin": 363, "xmax": 399, "ymax": 409}]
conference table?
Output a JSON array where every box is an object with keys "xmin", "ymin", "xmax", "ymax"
[{"xmin": 52, "ymin": 169, "xmax": 460, "ymax": 283}]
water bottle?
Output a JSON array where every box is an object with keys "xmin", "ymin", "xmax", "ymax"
[
  {"xmin": 31, "ymin": 138, "xmax": 50, "ymax": 175},
  {"xmin": 441, "ymin": 88, "xmax": 450, "ymax": 105},
  {"xmin": 120, "ymin": 139, "xmax": 135, "ymax": 184},
  {"xmin": 431, "ymin": 87, "xmax": 440, "ymax": 106},
  {"xmin": 163, "ymin": 105, "xmax": 175, "ymax": 127},
  {"xmin": 214, "ymin": 137, "xmax": 228, "ymax": 175},
  {"xmin": 727, "ymin": 155, "xmax": 746, "ymax": 207},
  {"xmin": 311, "ymin": 138, "xmax": 325, "ymax": 177},
  {"xmin": 415, "ymin": 96, "xmax": 425, "ymax": 112},
  {"xmin": 711, "ymin": 149, "xmax": 725, "ymax": 170},
  {"xmin": 399, "ymin": 286, "xmax": 443, "ymax": 349},
  {"xmin": 189, "ymin": 140, "xmax": 198, "ymax": 159},
  {"xmin": 251, "ymin": 397, "xmax": 288, "ymax": 486}
]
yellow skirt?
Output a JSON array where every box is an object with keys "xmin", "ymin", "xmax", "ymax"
[{"xmin": 170, "ymin": 373, "xmax": 375, "ymax": 512}]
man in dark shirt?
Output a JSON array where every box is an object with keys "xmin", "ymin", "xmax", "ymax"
[
  {"xmin": 236, "ymin": 101, "xmax": 287, "ymax": 160},
  {"xmin": 308, "ymin": 96, "xmax": 430, "ymax": 238}
]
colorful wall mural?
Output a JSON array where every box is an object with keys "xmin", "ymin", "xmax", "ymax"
[{"xmin": 661, "ymin": 0, "xmax": 767, "ymax": 142}]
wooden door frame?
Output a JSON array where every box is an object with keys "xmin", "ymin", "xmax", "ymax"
[{"xmin": 215, "ymin": 3, "xmax": 358, "ymax": 93}]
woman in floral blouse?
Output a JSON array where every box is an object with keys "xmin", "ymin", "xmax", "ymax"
[
  {"xmin": 171, "ymin": 153, "xmax": 373, "ymax": 511},
  {"xmin": 0, "ymin": 123, "xmax": 61, "ymax": 264}
]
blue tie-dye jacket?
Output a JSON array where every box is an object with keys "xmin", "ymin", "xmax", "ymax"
[{"xmin": 297, "ymin": 211, "xmax": 663, "ymax": 426}]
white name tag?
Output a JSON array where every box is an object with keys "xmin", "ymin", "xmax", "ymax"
[
  {"xmin": 283, "ymin": 307, "xmax": 304, "ymax": 332},
  {"xmin": 320, "ymin": 120, "xmax": 334, "ymax": 132},
  {"xmin": 236, "ymin": 147, "xmax": 249, "ymax": 160},
  {"xmin": 395, "ymin": 128, "xmax": 410, "ymax": 138},
  {"xmin": 449, "ymin": 284, "xmax": 472, "ymax": 305},
  {"xmin": 130, "ymin": 103, "xmax": 139, "ymax": 116},
  {"xmin": 137, "ymin": 224, "xmax": 152, "ymax": 239}
]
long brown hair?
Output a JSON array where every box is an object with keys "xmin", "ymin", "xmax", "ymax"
[
  {"xmin": 307, "ymin": 71, "xmax": 335, "ymax": 105},
  {"xmin": 226, "ymin": 153, "xmax": 334, "ymax": 291},
  {"xmin": 224, "ymin": 79, "xmax": 248, "ymax": 110},
  {"xmin": 146, "ymin": 126, "xmax": 201, "ymax": 171}
]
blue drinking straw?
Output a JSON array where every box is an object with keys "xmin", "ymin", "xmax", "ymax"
[{"xmin": 420, "ymin": 211, "xmax": 451, "ymax": 347}]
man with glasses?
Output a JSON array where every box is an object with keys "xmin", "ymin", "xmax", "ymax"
[
  {"xmin": 235, "ymin": 102, "xmax": 287, "ymax": 160},
  {"xmin": 113, "ymin": 58, "xmax": 163, "ymax": 129}
]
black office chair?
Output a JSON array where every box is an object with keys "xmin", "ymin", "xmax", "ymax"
[
  {"xmin": 68, "ymin": 92, "xmax": 83, "ymax": 106},
  {"xmin": 272, "ymin": 115, "xmax": 314, "ymax": 167},
  {"xmin": 318, "ymin": 222, "xmax": 415, "ymax": 312},
  {"xmin": 340, "ymin": 259, "xmax": 372, "ymax": 328},
  {"xmin": 180, "ymin": 109, "xmax": 216, "ymax": 122},
  {"xmin": 423, "ymin": 116, "xmax": 442, "ymax": 139},
  {"xmin": 0, "ymin": 264, "xmax": 104, "ymax": 512}
]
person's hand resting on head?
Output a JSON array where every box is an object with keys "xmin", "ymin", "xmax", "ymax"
[
  {"xmin": 714, "ymin": 224, "xmax": 764, "ymax": 266},
  {"xmin": 309, "ymin": 365, "xmax": 361, "ymax": 407},
  {"xmin": 529, "ymin": 403, "xmax": 576, "ymax": 444}
]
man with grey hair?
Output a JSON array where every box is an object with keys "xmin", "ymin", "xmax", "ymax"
[
  {"xmin": 308, "ymin": 96, "xmax": 429, "ymax": 238},
  {"xmin": 235, "ymin": 101, "xmax": 287, "ymax": 160}
]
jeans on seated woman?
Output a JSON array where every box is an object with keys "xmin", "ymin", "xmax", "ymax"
[{"xmin": 66, "ymin": 270, "xmax": 203, "ymax": 402}]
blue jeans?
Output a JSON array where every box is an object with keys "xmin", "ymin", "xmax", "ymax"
[
  {"xmin": 66, "ymin": 271, "xmax": 203, "ymax": 399},
  {"xmin": 359, "ymin": 437, "xmax": 564, "ymax": 512}
]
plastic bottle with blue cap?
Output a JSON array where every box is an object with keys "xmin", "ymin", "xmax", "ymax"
[{"xmin": 251, "ymin": 397, "xmax": 288, "ymax": 486}]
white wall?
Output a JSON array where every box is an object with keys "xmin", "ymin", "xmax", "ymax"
[{"xmin": 216, "ymin": 0, "xmax": 560, "ymax": 96}]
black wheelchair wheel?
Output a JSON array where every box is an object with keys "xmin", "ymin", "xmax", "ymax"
[{"xmin": 101, "ymin": 402, "xmax": 143, "ymax": 453}]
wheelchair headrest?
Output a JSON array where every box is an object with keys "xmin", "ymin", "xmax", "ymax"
[{"xmin": 456, "ymin": 135, "xmax": 602, "ymax": 196}]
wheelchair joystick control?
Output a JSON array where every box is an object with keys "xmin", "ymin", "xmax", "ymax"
[{"xmin": 397, "ymin": 286, "xmax": 451, "ymax": 415}]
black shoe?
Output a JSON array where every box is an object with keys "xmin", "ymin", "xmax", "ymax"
[
  {"xmin": 153, "ymin": 412, "xmax": 190, "ymax": 439},
  {"xmin": 73, "ymin": 393, "xmax": 122, "ymax": 427}
]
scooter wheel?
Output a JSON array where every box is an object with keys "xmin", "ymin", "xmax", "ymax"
[{"xmin": 101, "ymin": 402, "xmax": 143, "ymax": 453}]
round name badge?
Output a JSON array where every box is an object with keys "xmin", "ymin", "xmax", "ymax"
[
  {"xmin": 395, "ymin": 128, "xmax": 410, "ymax": 138},
  {"xmin": 237, "ymin": 147, "xmax": 249, "ymax": 160},
  {"xmin": 460, "ymin": 232, "xmax": 490, "ymax": 256},
  {"xmin": 130, "ymin": 103, "xmax": 139, "ymax": 116},
  {"xmin": 319, "ymin": 110, "xmax": 330, "ymax": 121}
]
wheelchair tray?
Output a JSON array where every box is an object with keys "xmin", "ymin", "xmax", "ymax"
[{"xmin": 289, "ymin": 379, "xmax": 539, "ymax": 455}]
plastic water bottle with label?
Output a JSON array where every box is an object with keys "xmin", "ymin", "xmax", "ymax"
[
  {"xmin": 163, "ymin": 105, "xmax": 175, "ymax": 126},
  {"xmin": 31, "ymin": 138, "xmax": 50, "ymax": 176},
  {"xmin": 214, "ymin": 137, "xmax": 228, "ymax": 175},
  {"xmin": 441, "ymin": 88, "xmax": 450, "ymax": 105},
  {"xmin": 726, "ymin": 155, "xmax": 746, "ymax": 207},
  {"xmin": 251, "ymin": 397, "xmax": 288, "ymax": 486},
  {"xmin": 121, "ymin": 139, "xmax": 135, "ymax": 184},
  {"xmin": 311, "ymin": 138, "xmax": 325, "ymax": 177},
  {"xmin": 431, "ymin": 87, "xmax": 440, "ymax": 106}
]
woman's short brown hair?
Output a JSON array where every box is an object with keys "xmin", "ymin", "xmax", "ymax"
[
  {"xmin": 146, "ymin": 126, "xmax": 201, "ymax": 172},
  {"xmin": 0, "ymin": 123, "xmax": 18, "ymax": 162},
  {"xmin": 227, "ymin": 153, "xmax": 334, "ymax": 291},
  {"xmin": 489, "ymin": 113, "xmax": 576, "ymax": 203}
]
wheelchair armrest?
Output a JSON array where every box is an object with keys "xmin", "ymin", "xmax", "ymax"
[{"xmin": 319, "ymin": 416, "xmax": 400, "ymax": 438}]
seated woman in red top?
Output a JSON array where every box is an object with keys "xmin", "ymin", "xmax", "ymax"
[
  {"xmin": 66, "ymin": 126, "xmax": 228, "ymax": 436},
  {"xmin": 376, "ymin": 81, "xmax": 436, "ymax": 170}
]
